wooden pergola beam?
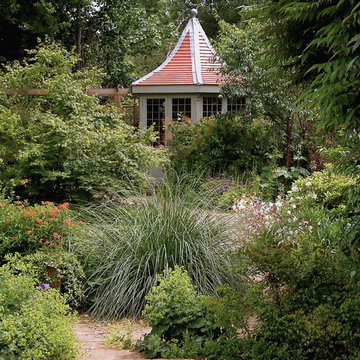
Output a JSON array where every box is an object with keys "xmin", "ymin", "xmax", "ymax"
[{"xmin": 7, "ymin": 87, "xmax": 130, "ymax": 97}]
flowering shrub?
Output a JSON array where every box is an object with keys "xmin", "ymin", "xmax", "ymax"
[
  {"xmin": 236, "ymin": 207, "xmax": 360, "ymax": 359},
  {"xmin": 0, "ymin": 200, "xmax": 76, "ymax": 259},
  {"xmin": 232, "ymin": 194, "xmax": 284, "ymax": 239},
  {"xmin": 288, "ymin": 165, "xmax": 358, "ymax": 216},
  {"xmin": 0, "ymin": 265, "xmax": 77, "ymax": 359}
]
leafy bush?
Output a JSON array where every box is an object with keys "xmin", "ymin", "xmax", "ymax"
[
  {"xmin": 138, "ymin": 267, "xmax": 242, "ymax": 359},
  {"xmin": 0, "ymin": 41, "xmax": 165, "ymax": 202},
  {"xmin": 0, "ymin": 200, "xmax": 75, "ymax": 260},
  {"xmin": 0, "ymin": 265, "xmax": 77, "ymax": 359},
  {"xmin": 70, "ymin": 178, "xmax": 241, "ymax": 318},
  {"xmin": 168, "ymin": 114, "xmax": 276, "ymax": 175},
  {"xmin": 226, "ymin": 205, "xmax": 360, "ymax": 359},
  {"xmin": 5, "ymin": 251, "xmax": 85, "ymax": 308},
  {"xmin": 289, "ymin": 165, "xmax": 358, "ymax": 216}
]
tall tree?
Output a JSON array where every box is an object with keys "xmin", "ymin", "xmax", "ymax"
[{"xmin": 254, "ymin": 0, "xmax": 360, "ymax": 131}]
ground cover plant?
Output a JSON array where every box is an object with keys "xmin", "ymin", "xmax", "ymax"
[
  {"xmin": 0, "ymin": 265, "xmax": 77, "ymax": 360},
  {"xmin": 70, "ymin": 177, "xmax": 242, "ymax": 318}
]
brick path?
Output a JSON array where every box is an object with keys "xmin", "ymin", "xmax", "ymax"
[{"xmin": 74, "ymin": 315, "xmax": 148, "ymax": 360}]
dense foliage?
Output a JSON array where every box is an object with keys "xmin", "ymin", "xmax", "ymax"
[
  {"xmin": 138, "ymin": 266, "xmax": 242, "ymax": 359},
  {"xmin": 168, "ymin": 114, "xmax": 276, "ymax": 175},
  {"xmin": 5, "ymin": 251, "xmax": 85, "ymax": 308},
  {"xmin": 0, "ymin": 1, "xmax": 359, "ymax": 359},
  {"xmin": 255, "ymin": 0, "xmax": 360, "ymax": 130},
  {"xmin": 0, "ymin": 265, "xmax": 77, "ymax": 360},
  {"xmin": 0, "ymin": 42, "xmax": 165, "ymax": 201}
]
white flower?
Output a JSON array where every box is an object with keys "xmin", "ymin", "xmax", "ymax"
[
  {"xmin": 292, "ymin": 185, "xmax": 299, "ymax": 191},
  {"xmin": 311, "ymin": 193, "xmax": 318, "ymax": 199},
  {"xmin": 292, "ymin": 204, "xmax": 297, "ymax": 209},
  {"xmin": 275, "ymin": 201, "xmax": 282, "ymax": 208},
  {"xmin": 308, "ymin": 226, "xmax": 313, "ymax": 231},
  {"xmin": 305, "ymin": 181, "xmax": 312, "ymax": 187}
]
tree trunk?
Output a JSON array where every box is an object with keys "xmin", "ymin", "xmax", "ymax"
[
  {"xmin": 76, "ymin": 7, "xmax": 82, "ymax": 69},
  {"xmin": 285, "ymin": 117, "xmax": 292, "ymax": 187}
]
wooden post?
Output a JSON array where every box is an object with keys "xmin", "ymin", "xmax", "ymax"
[{"xmin": 132, "ymin": 99, "xmax": 139, "ymax": 126}]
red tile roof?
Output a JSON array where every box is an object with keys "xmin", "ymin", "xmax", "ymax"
[{"xmin": 132, "ymin": 14, "xmax": 224, "ymax": 87}]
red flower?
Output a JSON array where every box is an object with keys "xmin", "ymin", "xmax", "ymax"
[
  {"xmin": 65, "ymin": 219, "xmax": 72, "ymax": 224},
  {"xmin": 39, "ymin": 238, "xmax": 44, "ymax": 243},
  {"xmin": 22, "ymin": 179, "xmax": 28, "ymax": 184},
  {"xmin": 37, "ymin": 219, "xmax": 44, "ymax": 224},
  {"xmin": 26, "ymin": 230, "xmax": 33, "ymax": 234},
  {"xmin": 49, "ymin": 209, "xmax": 58, "ymax": 216},
  {"xmin": 44, "ymin": 201, "xmax": 54, "ymax": 205},
  {"xmin": 59, "ymin": 202, "xmax": 69, "ymax": 209},
  {"xmin": 0, "ymin": 203, "xmax": 6, "ymax": 207},
  {"xmin": 17, "ymin": 205, "xmax": 23, "ymax": 210}
]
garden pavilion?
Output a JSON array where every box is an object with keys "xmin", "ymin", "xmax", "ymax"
[{"xmin": 131, "ymin": 9, "xmax": 247, "ymax": 145}]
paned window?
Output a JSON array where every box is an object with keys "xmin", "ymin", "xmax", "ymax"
[
  {"xmin": 172, "ymin": 98, "xmax": 191, "ymax": 121},
  {"xmin": 203, "ymin": 97, "xmax": 222, "ymax": 117},
  {"xmin": 227, "ymin": 97, "xmax": 246, "ymax": 113},
  {"xmin": 147, "ymin": 98, "xmax": 165, "ymax": 145}
]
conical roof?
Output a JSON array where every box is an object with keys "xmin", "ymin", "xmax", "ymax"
[{"xmin": 132, "ymin": 10, "xmax": 223, "ymax": 87}]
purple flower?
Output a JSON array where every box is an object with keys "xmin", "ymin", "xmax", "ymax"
[
  {"xmin": 43, "ymin": 283, "xmax": 51, "ymax": 290},
  {"xmin": 36, "ymin": 285, "xmax": 42, "ymax": 290}
]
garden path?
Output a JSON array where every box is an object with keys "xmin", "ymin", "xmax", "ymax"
[{"xmin": 74, "ymin": 314, "xmax": 149, "ymax": 360}]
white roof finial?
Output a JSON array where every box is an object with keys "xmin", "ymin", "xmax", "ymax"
[{"xmin": 190, "ymin": 8, "xmax": 198, "ymax": 17}]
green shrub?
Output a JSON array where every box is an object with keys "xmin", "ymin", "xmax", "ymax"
[
  {"xmin": 0, "ymin": 41, "xmax": 165, "ymax": 202},
  {"xmin": 0, "ymin": 201, "xmax": 75, "ymax": 260},
  {"xmin": 138, "ymin": 267, "xmax": 242, "ymax": 359},
  {"xmin": 0, "ymin": 266, "xmax": 77, "ymax": 359},
  {"xmin": 70, "ymin": 179, "xmax": 241, "ymax": 318},
  {"xmin": 168, "ymin": 114, "xmax": 276, "ymax": 175},
  {"xmin": 288, "ymin": 165, "xmax": 358, "ymax": 216},
  {"xmin": 229, "ymin": 206, "xmax": 360, "ymax": 359},
  {"xmin": 5, "ymin": 251, "xmax": 85, "ymax": 308}
]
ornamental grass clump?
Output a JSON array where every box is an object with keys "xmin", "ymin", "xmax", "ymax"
[{"xmin": 71, "ymin": 178, "xmax": 241, "ymax": 318}]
